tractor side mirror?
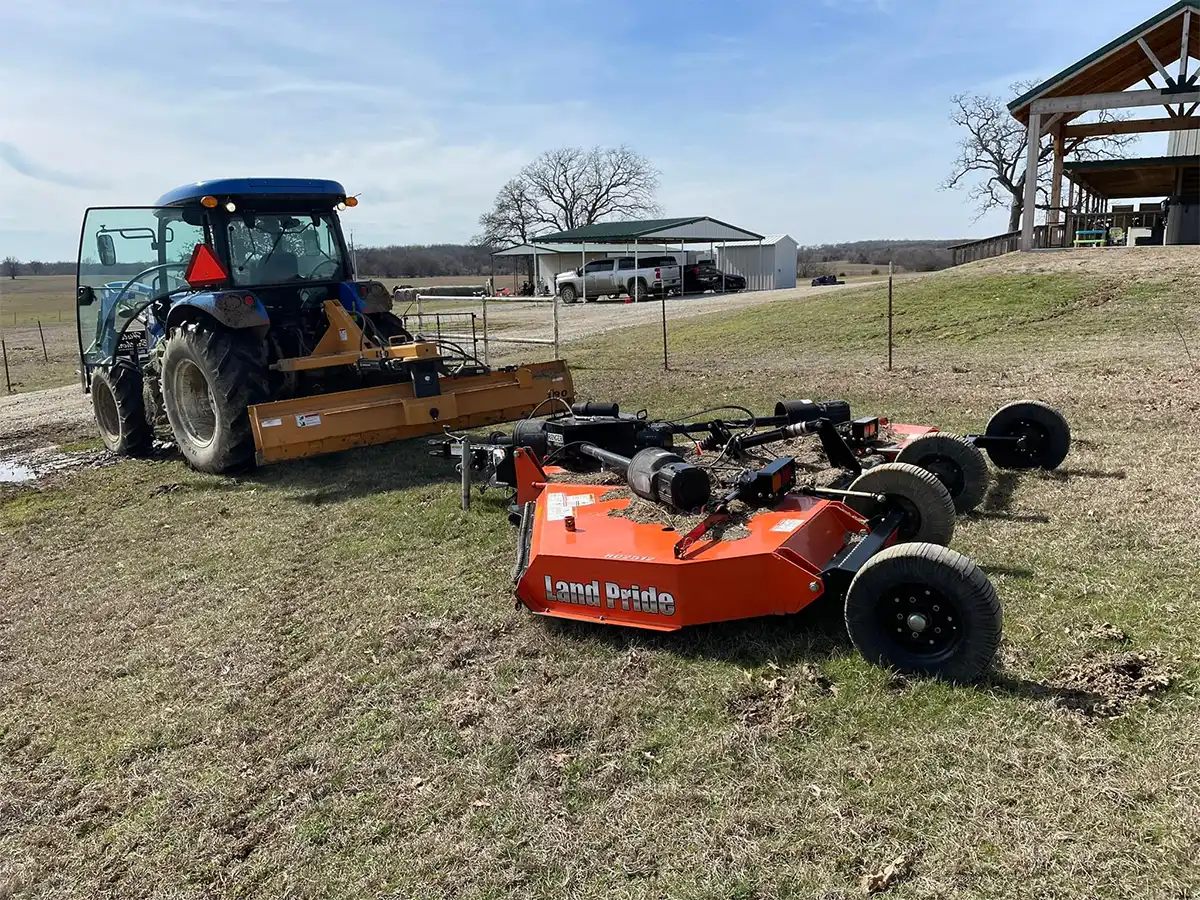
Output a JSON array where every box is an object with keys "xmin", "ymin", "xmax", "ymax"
[
  {"xmin": 96, "ymin": 233, "xmax": 116, "ymax": 267},
  {"xmin": 77, "ymin": 285, "xmax": 97, "ymax": 307}
]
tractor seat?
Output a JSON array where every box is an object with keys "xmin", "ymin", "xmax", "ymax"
[{"xmin": 258, "ymin": 251, "xmax": 299, "ymax": 283}]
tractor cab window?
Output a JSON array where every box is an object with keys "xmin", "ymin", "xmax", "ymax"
[
  {"xmin": 77, "ymin": 206, "xmax": 208, "ymax": 366},
  {"xmin": 226, "ymin": 213, "xmax": 346, "ymax": 286}
]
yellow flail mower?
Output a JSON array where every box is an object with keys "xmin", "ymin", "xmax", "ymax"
[{"xmin": 75, "ymin": 179, "xmax": 572, "ymax": 472}]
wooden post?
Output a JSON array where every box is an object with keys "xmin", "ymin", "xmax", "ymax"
[
  {"xmin": 37, "ymin": 321, "xmax": 47, "ymax": 361},
  {"xmin": 1, "ymin": 339, "xmax": 10, "ymax": 394},
  {"xmin": 1021, "ymin": 113, "xmax": 1042, "ymax": 251},
  {"xmin": 1050, "ymin": 130, "xmax": 1065, "ymax": 225},
  {"xmin": 887, "ymin": 262, "xmax": 894, "ymax": 371}
]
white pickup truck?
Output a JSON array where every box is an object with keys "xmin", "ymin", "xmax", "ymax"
[{"xmin": 555, "ymin": 255, "xmax": 682, "ymax": 303}]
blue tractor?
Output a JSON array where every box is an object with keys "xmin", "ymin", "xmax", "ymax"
[{"xmin": 77, "ymin": 179, "xmax": 572, "ymax": 472}]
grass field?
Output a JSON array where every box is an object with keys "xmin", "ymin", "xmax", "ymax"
[{"xmin": 2, "ymin": 258, "xmax": 1200, "ymax": 898}]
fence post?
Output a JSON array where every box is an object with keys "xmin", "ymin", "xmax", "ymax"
[
  {"xmin": 2, "ymin": 339, "xmax": 10, "ymax": 393},
  {"xmin": 552, "ymin": 292, "xmax": 560, "ymax": 358},
  {"xmin": 482, "ymin": 295, "xmax": 490, "ymax": 366},
  {"xmin": 37, "ymin": 321, "xmax": 47, "ymax": 361},
  {"xmin": 887, "ymin": 262, "xmax": 894, "ymax": 371}
]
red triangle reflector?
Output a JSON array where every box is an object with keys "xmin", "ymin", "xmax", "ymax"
[{"xmin": 184, "ymin": 243, "xmax": 229, "ymax": 288}]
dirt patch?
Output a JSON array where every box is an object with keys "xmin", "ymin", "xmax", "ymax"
[
  {"xmin": 0, "ymin": 384, "xmax": 94, "ymax": 446},
  {"xmin": 1052, "ymin": 652, "xmax": 1176, "ymax": 718}
]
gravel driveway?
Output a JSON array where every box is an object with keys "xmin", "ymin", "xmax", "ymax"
[{"xmin": 476, "ymin": 282, "xmax": 879, "ymax": 346}]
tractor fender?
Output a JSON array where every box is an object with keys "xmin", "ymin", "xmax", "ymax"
[{"xmin": 166, "ymin": 291, "xmax": 270, "ymax": 331}]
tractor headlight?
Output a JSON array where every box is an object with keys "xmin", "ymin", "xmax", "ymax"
[
  {"xmin": 225, "ymin": 200, "xmax": 237, "ymax": 213},
  {"xmin": 336, "ymin": 201, "xmax": 347, "ymax": 211}
]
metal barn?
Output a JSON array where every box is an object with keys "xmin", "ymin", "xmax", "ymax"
[{"xmin": 715, "ymin": 234, "xmax": 798, "ymax": 290}]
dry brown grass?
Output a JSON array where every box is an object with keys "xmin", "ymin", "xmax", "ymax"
[{"xmin": 2, "ymin": 267, "xmax": 1200, "ymax": 898}]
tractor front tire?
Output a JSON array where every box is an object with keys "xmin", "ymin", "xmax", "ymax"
[
  {"xmin": 846, "ymin": 462, "xmax": 956, "ymax": 546},
  {"xmin": 91, "ymin": 361, "xmax": 152, "ymax": 457},
  {"xmin": 984, "ymin": 401, "xmax": 1071, "ymax": 470},
  {"xmin": 161, "ymin": 321, "xmax": 269, "ymax": 474},
  {"xmin": 844, "ymin": 542, "xmax": 1001, "ymax": 682},
  {"xmin": 896, "ymin": 433, "xmax": 989, "ymax": 514}
]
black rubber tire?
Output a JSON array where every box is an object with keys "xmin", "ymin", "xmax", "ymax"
[
  {"xmin": 984, "ymin": 401, "xmax": 1071, "ymax": 470},
  {"xmin": 628, "ymin": 278, "xmax": 650, "ymax": 302},
  {"xmin": 160, "ymin": 321, "xmax": 269, "ymax": 474},
  {"xmin": 846, "ymin": 462, "xmax": 955, "ymax": 546},
  {"xmin": 896, "ymin": 433, "xmax": 989, "ymax": 514},
  {"xmin": 91, "ymin": 361, "xmax": 153, "ymax": 456},
  {"xmin": 559, "ymin": 285, "xmax": 578, "ymax": 304},
  {"xmin": 844, "ymin": 542, "xmax": 1001, "ymax": 682}
]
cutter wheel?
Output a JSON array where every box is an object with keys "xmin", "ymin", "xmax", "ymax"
[{"xmin": 509, "ymin": 445, "xmax": 1001, "ymax": 681}]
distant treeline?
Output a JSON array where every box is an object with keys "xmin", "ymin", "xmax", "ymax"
[
  {"xmin": 0, "ymin": 244, "xmax": 522, "ymax": 280},
  {"xmin": 803, "ymin": 240, "xmax": 969, "ymax": 273},
  {"xmin": 4, "ymin": 238, "xmax": 969, "ymax": 281},
  {"xmin": 354, "ymin": 244, "xmax": 523, "ymax": 278}
]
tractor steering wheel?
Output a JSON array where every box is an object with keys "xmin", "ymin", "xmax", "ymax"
[
  {"xmin": 108, "ymin": 263, "xmax": 188, "ymax": 313},
  {"xmin": 303, "ymin": 258, "xmax": 341, "ymax": 281}
]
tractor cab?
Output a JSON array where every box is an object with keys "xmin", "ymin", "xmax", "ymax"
[{"xmin": 76, "ymin": 178, "xmax": 366, "ymax": 383}]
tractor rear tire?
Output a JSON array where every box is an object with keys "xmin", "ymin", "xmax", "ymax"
[
  {"xmin": 984, "ymin": 401, "xmax": 1071, "ymax": 470},
  {"xmin": 161, "ymin": 321, "xmax": 269, "ymax": 474},
  {"xmin": 845, "ymin": 462, "xmax": 955, "ymax": 546},
  {"xmin": 896, "ymin": 433, "xmax": 989, "ymax": 514},
  {"xmin": 844, "ymin": 542, "xmax": 1001, "ymax": 682},
  {"xmin": 91, "ymin": 361, "xmax": 153, "ymax": 457}
]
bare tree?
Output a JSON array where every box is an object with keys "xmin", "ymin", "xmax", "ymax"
[
  {"xmin": 943, "ymin": 81, "xmax": 1136, "ymax": 232},
  {"xmin": 1, "ymin": 256, "xmax": 19, "ymax": 280},
  {"xmin": 27, "ymin": 260, "xmax": 44, "ymax": 276},
  {"xmin": 795, "ymin": 248, "xmax": 832, "ymax": 279},
  {"xmin": 478, "ymin": 146, "xmax": 661, "ymax": 246}
]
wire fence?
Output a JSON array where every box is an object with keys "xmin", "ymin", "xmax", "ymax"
[{"xmin": 404, "ymin": 293, "xmax": 560, "ymax": 365}]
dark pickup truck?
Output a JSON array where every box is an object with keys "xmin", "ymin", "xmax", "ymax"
[{"xmin": 683, "ymin": 263, "xmax": 746, "ymax": 294}]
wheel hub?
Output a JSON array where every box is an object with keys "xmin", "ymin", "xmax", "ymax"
[
  {"xmin": 883, "ymin": 585, "xmax": 960, "ymax": 658},
  {"xmin": 906, "ymin": 612, "xmax": 929, "ymax": 632},
  {"xmin": 918, "ymin": 453, "xmax": 964, "ymax": 495}
]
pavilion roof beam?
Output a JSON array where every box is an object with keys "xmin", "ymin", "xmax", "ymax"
[
  {"xmin": 1138, "ymin": 37, "xmax": 1179, "ymax": 88},
  {"xmin": 1031, "ymin": 87, "xmax": 1200, "ymax": 114},
  {"xmin": 1062, "ymin": 113, "xmax": 1200, "ymax": 138},
  {"xmin": 1180, "ymin": 10, "xmax": 1193, "ymax": 84}
]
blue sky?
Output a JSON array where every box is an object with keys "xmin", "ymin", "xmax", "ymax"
[{"xmin": 0, "ymin": 0, "xmax": 1183, "ymax": 261}]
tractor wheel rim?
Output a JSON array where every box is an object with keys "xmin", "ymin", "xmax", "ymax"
[
  {"xmin": 174, "ymin": 360, "xmax": 217, "ymax": 448},
  {"xmin": 94, "ymin": 379, "xmax": 121, "ymax": 441},
  {"xmin": 881, "ymin": 584, "xmax": 961, "ymax": 659}
]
